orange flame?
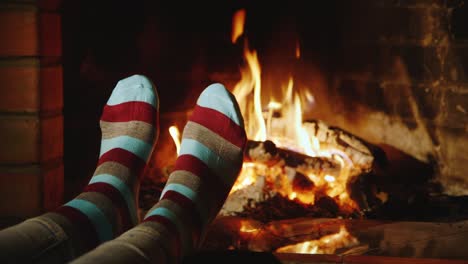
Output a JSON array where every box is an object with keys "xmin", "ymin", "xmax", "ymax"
[
  {"xmin": 295, "ymin": 39, "xmax": 301, "ymax": 59},
  {"xmin": 230, "ymin": 11, "xmax": 358, "ymax": 210},
  {"xmin": 232, "ymin": 45, "xmax": 267, "ymax": 141},
  {"xmin": 169, "ymin": 126, "xmax": 181, "ymax": 156},
  {"xmin": 231, "ymin": 9, "xmax": 246, "ymax": 44}
]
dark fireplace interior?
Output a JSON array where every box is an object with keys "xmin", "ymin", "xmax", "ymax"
[{"xmin": 1, "ymin": 0, "xmax": 468, "ymax": 263}]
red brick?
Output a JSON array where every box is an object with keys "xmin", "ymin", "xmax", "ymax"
[
  {"xmin": 43, "ymin": 163, "xmax": 63, "ymax": 211},
  {"xmin": 40, "ymin": 115, "xmax": 63, "ymax": 163},
  {"xmin": 0, "ymin": 115, "xmax": 39, "ymax": 163},
  {"xmin": 40, "ymin": 64, "xmax": 63, "ymax": 112},
  {"xmin": 0, "ymin": 59, "xmax": 40, "ymax": 112},
  {"xmin": 0, "ymin": 166, "xmax": 42, "ymax": 218},
  {"xmin": 0, "ymin": 7, "xmax": 38, "ymax": 56},
  {"xmin": 39, "ymin": 12, "xmax": 61, "ymax": 57},
  {"xmin": 0, "ymin": 162, "xmax": 63, "ymax": 218},
  {"xmin": 0, "ymin": 114, "xmax": 62, "ymax": 164},
  {"xmin": 0, "ymin": 5, "xmax": 61, "ymax": 57},
  {"xmin": 0, "ymin": 58, "xmax": 62, "ymax": 113}
]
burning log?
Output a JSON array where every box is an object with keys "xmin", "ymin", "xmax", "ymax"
[
  {"xmin": 245, "ymin": 139, "xmax": 342, "ymax": 177},
  {"xmin": 219, "ymin": 122, "xmax": 388, "ymax": 222},
  {"xmin": 302, "ymin": 119, "xmax": 387, "ymax": 172}
]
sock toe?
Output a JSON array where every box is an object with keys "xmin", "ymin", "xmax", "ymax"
[
  {"xmin": 195, "ymin": 83, "xmax": 244, "ymax": 128},
  {"xmin": 107, "ymin": 74, "xmax": 159, "ymax": 108}
]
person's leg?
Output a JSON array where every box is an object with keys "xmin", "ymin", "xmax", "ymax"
[
  {"xmin": 0, "ymin": 74, "xmax": 159, "ymax": 263},
  {"xmin": 69, "ymin": 83, "xmax": 246, "ymax": 264}
]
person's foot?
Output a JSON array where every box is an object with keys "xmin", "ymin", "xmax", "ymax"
[
  {"xmin": 49, "ymin": 74, "xmax": 159, "ymax": 251},
  {"xmin": 66, "ymin": 83, "xmax": 246, "ymax": 264},
  {"xmin": 142, "ymin": 83, "xmax": 246, "ymax": 262}
]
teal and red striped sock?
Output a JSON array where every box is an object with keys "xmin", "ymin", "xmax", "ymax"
[
  {"xmin": 68, "ymin": 83, "xmax": 246, "ymax": 264},
  {"xmin": 142, "ymin": 83, "xmax": 246, "ymax": 262},
  {"xmin": 43, "ymin": 74, "xmax": 159, "ymax": 256}
]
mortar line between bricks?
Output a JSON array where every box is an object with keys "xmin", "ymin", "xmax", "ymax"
[
  {"xmin": 0, "ymin": 157, "xmax": 63, "ymax": 171},
  {"xmin": 0, "ymin": 56, "xmax": 62, "ymax": 66},
  {"xmin": 0, "ymin": 110, "xmax": 63, "ymax": 118}
]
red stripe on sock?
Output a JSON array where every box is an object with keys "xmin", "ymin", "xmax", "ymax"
[
  {"xmin": 174, "ymin": 155, "xmax": 228, "ymax": 201},
  {"xmin": 144, "ymin": 215, "xmax": 182, "ymax": 259},
  {"xmin": 189, "ymin": 106, "xmax": 246, "ymax": 148},
  {"xmin": 97, "ymin": 148, "xmax": 146, "ymax": 179},
  {"xmin": 100, "ymin": 102, "xmax": 157, "ymax": 125},
  {"xmin": 55, "ymin": 206, "xmax": 99, "ymax": 251},
  {"xmin": 84, "ymin": 182, "xmax": 133, "ymax": 231},
  {"xmin": 161, "ymin": 190, "xmax": 202, "ymax": 243}
]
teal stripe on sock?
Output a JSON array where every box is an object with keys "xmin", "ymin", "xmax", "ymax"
[
  {"xmin": 66, "ymin": 199, "xmax": 113, "ymax": 242},
  {"xmin": 179, "ymin": 139, "xmax": 237, "ymax": 187},
  {"xmin": 100, "ymin": 136, "xmax": 152, "ymax": 161},
  {"xmin": 160, "ymin": 183, "xmax": 208, "ymax": 223},
  {"xmin": 196, "ymin": 83, "xmax": 242, "ymax": 126},
  {"xmin": 107, "ymin": 75, "xmax": 157, "ymax": 107},
  {"xmin": 160, "ymin": 183, "xmax": 196, "ymax": 200},
  {"xmin": 146, "ymin": 207, "xmax": 189, "ymax": 256},
  {"xmin": 90, "ymin": 174, "xmax": 138, "ymax": 225}
]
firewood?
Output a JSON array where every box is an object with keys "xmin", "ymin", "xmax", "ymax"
[
  {"xmin": 220, "ymin": 135, "xmax": 383, "ymax": 220},
  {"xmin": 302, "ymin": 119, "xmax": 387, "ymax": 172},
  {"xmin": 245, "ymin": 140, "xmax": 342, "ymax": 178}
]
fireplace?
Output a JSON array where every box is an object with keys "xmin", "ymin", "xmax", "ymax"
[
  {"xmin": 132, "ymin": 1, "xmax": 468, "ymax": 262},
  {"xmin": 1, "ymin": 0, "xmax": 466, "ymax": 263}
]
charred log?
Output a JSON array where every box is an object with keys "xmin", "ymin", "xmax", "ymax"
[{"xmin": 233, "ymin": 194, "xmax": 361, "ymax": 223}]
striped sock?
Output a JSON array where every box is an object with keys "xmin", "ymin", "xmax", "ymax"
[
  {"xmin": 142, "ymin": 83, "xmax": 246, "ymax": 262},
  {"xmin": 0, "ymin": 75, "xmax": 159, "ymax": 263},
  {"xmin": 52, "ymin": 75, "xmax": 158, "ymax": 253},
  {"xmin": 68, "ymin": 83, "xmax": 246, "ymax": 264}
]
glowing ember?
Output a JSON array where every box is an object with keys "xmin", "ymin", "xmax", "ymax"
[
  {"xmin": 239, "ymin": 219, "xmax": 260, "ymax": 233},
  {"xmin": 168, "ymin": 125, "xmax": 181, "ymax": 155},
  {"xmin": 275, "ymin": 225, "xmax": 359, "ymax": 254},
  {"xmin": 295, "ymin": 39, "xmax": 301, "ymax": 59}
]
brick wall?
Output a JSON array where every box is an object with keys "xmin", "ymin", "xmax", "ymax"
[
  {"xmin": 0, "ymin": 0, "xmax": 63, "ymax": 222},
  {"xmin": 301, "ymin": 0, "xmax": 468, "ymax": 196}
]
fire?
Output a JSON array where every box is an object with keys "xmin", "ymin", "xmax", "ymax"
[
  {"xmin": 231, "ymin": 9, "xmax": 246, "ymax": 44},
  {"xmin": 168, "ymin": 125, "xmax": 181, "ymax": 155},
  {"xmin": 275, "ymin": 225, "xmax": 359, "ymax": 254},
  {"xmin": 163, "ymin": 9, "xmax": 366, "ymax": 256},
  {"xmin": 229, "ymin": 10, "xmax": 358, "ymax": 210},
  {"xmin": 167, "ymin": 9, "xmax": 361, "ymax": 218},
  {"xmin": 233, "ymin": 46, "xmax": 266, "ymax": 141},
  {"xmin": 231, "ymin": 162, "xmax": 258, "ymax": 193}
]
